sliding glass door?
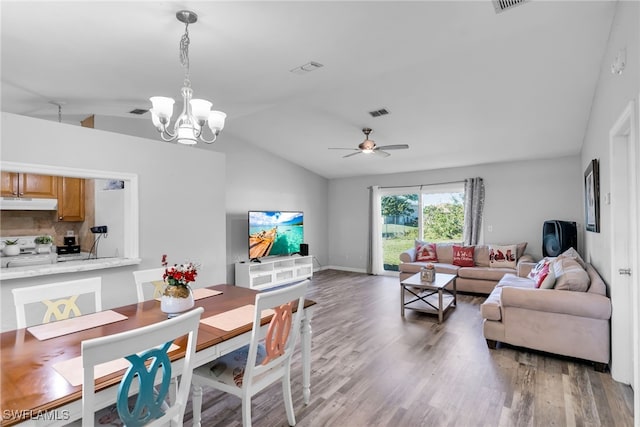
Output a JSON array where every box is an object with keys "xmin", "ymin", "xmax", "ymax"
[
  {"xmin": 381, "ymin": 193, "xmax": 418, "ymax": 271},
  {"xmin": 380, "ymin": 183, "xmax": 464, "ymax": 272}
]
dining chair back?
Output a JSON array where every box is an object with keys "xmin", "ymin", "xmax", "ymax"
[
  {"xmin": 81, "ymin": 306, "xmax": 204, "ymax": 427},
  {"xmin": 133, "ymin": 267, "xmax": 166, "ymax": 303},
  {"xmin": 191, "ymin": 279, "xmax": 309, "ymax": 427},
  {"xmin": 12, "ymin": 277, "xmax": 102, "ymax": 329}
]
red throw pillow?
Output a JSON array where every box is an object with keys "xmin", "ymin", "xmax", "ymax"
[
  {"xmin": 416, "ymin": 243, "xmax": 438, "ymax": 262},
  {"xmin": 533, "ymin": 263, "xmax": 550, "ymax": 288},
  {"xmin": 452, "ymin": 245, "xmax": 475, "ymax": 267}
]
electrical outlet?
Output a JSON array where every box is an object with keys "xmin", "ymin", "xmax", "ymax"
[
  {"xmin": 487, "ymin": 225, "xmax": 493, "ymax": 232},
  {"xmin": 66, "ymin": 230, "xmax": 74, "ymax": 236}
]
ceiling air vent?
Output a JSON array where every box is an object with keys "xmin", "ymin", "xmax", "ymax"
[
  {"xmin": 492, "ymin": 0, "xmax": 528, "ymax": 14},
  {"xmin": 369, "ymin": 108, "xmax": 390, "ymax": 118},
  {"xmin": 129, "ymin": 108, "xmax": 149, "ymax": 115}
]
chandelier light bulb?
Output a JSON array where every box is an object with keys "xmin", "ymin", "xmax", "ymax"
[
  {"xmin": 149, "ymin": 10, "xmax": 226, "ymax": 145},
  {"xmin": 190, "ymin": 99, "xmax": 213, "ymax": 124},
  {"xmin": 208, "ymin": 111, "xmax": 227, "ymax": 133}
]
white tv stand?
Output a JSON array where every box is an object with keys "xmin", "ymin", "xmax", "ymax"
[{"xmin": 235, "ymin": 255, "xmax": 313, "ymax": 290}]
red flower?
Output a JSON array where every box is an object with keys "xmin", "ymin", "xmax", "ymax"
[{"xmin": 161, "ymin": 256, "xmax": 199, "ymax": 286}]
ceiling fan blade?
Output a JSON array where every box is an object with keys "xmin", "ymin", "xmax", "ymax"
[
  {"xmin": 375, "ymin": 144, "xmax": 409, "ymax": 150},
  {"xmin": 343, "ymin": 151, "xmax": 363, "ymax": 158},
  {"xmin": 329, "ymin": 147, "xmax": 360, "ymax": 151},
  {"xmin": 374, "ymin": 150, "xmax": 391, "ymax": 158}
]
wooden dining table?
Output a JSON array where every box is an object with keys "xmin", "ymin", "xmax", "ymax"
[{"xmin": 0, "ymin": 284, "xmax": 316, "ymax": 426}]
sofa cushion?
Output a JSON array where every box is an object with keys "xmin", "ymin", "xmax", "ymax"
[
  {"xmin": 558, "ymin": 247, "xmax": 587, "ymax": 269},
  {"xmin": 433, "ymin": 263, "xmax": 461, "ymax": 275},
  {"xmin": 496, "ymin": 273, "xmax": 536, "ymax": 289},
  {"xmin": 435, "ymin": 243, "xmax": 456, "ymax": 264},
  {"xmin": 489, "ymin": 244, "xmax": 517, "ymax": 268},
  {"xmin": 585, "ymin": 263, "xmax": 606, "ymax": 295},
  {"xmin": 514, "ymin": 242, "xmax": 528, "ymax": 259},
  {"xmin": 458, "ymin": 266, "xmax": 513, "ymax": 281},
  {"xmin": 415, "ymin": 242, "xmax": 438, "ymax": 262},
  {"xmin": 553, "ymin": 257, "xmax": 590, "ymax": 292},
  {"xmin": 399, "ymin": 261, "xmax": 460, "ymax": 276},
  {"xmin": 452, "ymin": 245, "xmax": 475, "ymax": 267},
  {"xmin": 474, "ymin": 244, "xmax": 490, "ymax": 267}
]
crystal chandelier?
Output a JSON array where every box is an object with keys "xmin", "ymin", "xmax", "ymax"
[{"xmin": 149, "ymin": 10, "xmax": 226, "ymax": 145}]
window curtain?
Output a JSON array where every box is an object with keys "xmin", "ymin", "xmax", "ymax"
[
  {"xmin": 463, "ymin": 177, "xmax": 485, "ymax": 245},
  {"xmin": 367, "ymin": 186, "xmax": 384, "ymax": 275}
]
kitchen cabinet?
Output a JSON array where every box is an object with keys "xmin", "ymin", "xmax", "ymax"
[
  {"xmin": 1, "ymin": 172, "xmax": 58, "ymax": 198},
  {"xmin": 57, "ymin": 177, "xmax": 85, "ymax": 221}
]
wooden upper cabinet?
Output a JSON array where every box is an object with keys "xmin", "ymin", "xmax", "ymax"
[
  {"xmin": 57, "ymin": 177, "xmax": 85, "ymax": 222},
  {"xmin": 1, "ymin": 172, "xmax": 57, "ymax": 198},
  {"xmin": 1, "ymin": 172, "xmax": 18, "ymax": 196}
]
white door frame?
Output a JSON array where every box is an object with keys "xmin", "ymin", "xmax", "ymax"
[{"xmin": 608, "ymin": 98, "xmax": 639, "ymax": 403}]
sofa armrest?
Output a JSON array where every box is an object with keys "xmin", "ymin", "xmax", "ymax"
[
  {"xmin": 399, "ymin": 247, "xmax": 416, "ymax": 263},
  {"xmin": 517, "ymin": 261, "xmax": 536, "ymax": 278},
  {"xmin": 501, "ymin": 287, "xmax": 611, "ymax": 320}
]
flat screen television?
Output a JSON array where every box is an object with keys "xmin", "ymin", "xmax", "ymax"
[{"xmin": 248, "ymin": 210, "xmax": 304, "ymax": 260}]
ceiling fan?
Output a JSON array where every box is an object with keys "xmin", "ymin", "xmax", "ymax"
[{"xmin": 329, "ymin": 128, "xmax": 409, "ymax": 158}]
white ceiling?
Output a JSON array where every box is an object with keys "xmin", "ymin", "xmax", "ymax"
[{"xmin": 1, "ymin": 1, "xmax": 616, "ymax": 179}]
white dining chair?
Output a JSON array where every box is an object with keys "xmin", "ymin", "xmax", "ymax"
[
  {"xmin": 80, "ymin": 306, "xmax": 204, "ymax": 427},
  {"xmin": 191, "ymin": 279, "xmax": 309, "ymax": 427},
  {"xmin": 12, "ymin": 277, "xmax": 102, "ymax": 328},
  {"xmin": 133, "ymin": 267, "xmax": 166, "ymax": 303}
]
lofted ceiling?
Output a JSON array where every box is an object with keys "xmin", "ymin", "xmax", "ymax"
[{"xmin": 1, "ymin": 1, "xmax": 616, "ymax": 179}]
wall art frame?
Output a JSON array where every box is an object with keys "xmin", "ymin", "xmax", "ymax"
[{"xmin": 584, "ymin": 158, "xmax": 600, "ymax": 233}]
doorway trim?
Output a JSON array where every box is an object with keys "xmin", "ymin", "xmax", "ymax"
[{"xmin": 608, "ymin": 98, "xmax": 639, "ymax": 400}]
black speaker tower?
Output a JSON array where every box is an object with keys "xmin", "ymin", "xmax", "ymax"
[{"xmin": 542, "ymin": 220, "xmax": 577, "ymax": 257}]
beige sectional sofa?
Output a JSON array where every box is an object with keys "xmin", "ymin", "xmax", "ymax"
[
  {"xmin": 399, "ymin": 242, "xmax": 534, "ymax": 294},
  {"xmin": 480, "ymin": 252, "xmax": 611, "ymax": 370}
]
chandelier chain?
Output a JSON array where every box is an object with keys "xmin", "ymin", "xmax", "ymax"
[
  {"xmin": 149, "ymin": 10, "xmax": 226, "ymax": 145},
  {"xmin": 179, "ymin": 22, "xmax": 191, "ymax": 87}
]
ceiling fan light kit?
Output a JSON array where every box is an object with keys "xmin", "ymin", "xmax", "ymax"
[
  {"xmin": 329, "ymin": 128, "xmax": 409, "ymax": 158},
  {"xmin": 149, "ymin": 10, "xmax": 226, "ymax": 145}
]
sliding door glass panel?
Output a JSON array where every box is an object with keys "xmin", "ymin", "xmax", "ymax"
[
  {"xmin": 381, "ymin": 194, "xmax": 418, "ymax": 271},
  {"xmin": 422, "ymin": 192, "xmax": 464, "ymax": 243}
]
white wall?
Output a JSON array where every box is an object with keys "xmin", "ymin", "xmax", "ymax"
[
  {"xmin": 579, "ymin": 1, "xmax": 639, "ymax": 386},
  {"xmin": 0, "ymin": 112, "xmax": 226, "ymax": 331},
  {"xmin": 91, "ymin": 115, "xmax": 330, "ymax": 282},
  {"xmin": 212, "ymin": 135, "xmax": 329, "ymax": 281},
  {"xmin": 328, "ymin": 156, "xmax": 583, "ymax": 272},
  {"xmin": 580, "ymin": 1, "xmax": 639, "ymax": 282}
]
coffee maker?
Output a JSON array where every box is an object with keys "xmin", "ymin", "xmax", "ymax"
[{"xmin": 57, "ymin": 236, "xmax": 81, "ymax": 254}]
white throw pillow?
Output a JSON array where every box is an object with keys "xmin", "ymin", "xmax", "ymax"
[{"xmin": 489, "ymin": 244, "xmax": 517, "ymax": 268}]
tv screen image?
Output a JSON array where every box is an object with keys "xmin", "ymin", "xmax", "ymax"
[{"xmin": 248, "ymin": 211, "xmax": 304, "ymax": 259}]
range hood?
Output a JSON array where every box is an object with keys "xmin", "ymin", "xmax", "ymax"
[{"xmin": 0, "ymin": 197, "xmax": 58, "ymax": 211}]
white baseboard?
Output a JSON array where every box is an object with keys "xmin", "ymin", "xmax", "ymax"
[{"xmin": 318, "ymin": 265, "xmax": 368, "ymax": 274}]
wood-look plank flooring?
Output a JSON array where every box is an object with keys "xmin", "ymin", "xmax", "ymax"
[{"xmin": 183, "ymin": 270, "xmax": 634, "ymax": 426}]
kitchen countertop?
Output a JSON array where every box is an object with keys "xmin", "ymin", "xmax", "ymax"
[{"xmin": 0, "ymin": 257, "xmax": 142, "ymax": 280}]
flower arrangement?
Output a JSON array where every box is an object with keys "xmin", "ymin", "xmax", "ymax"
[{"xmin": 161, "ymin": 254, "xmax": 198, "ymax": 287}]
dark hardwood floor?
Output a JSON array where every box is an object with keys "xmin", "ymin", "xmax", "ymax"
[{"xmin": 184, "ymin": 269, "xmax": 634, "ymax": 426}]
